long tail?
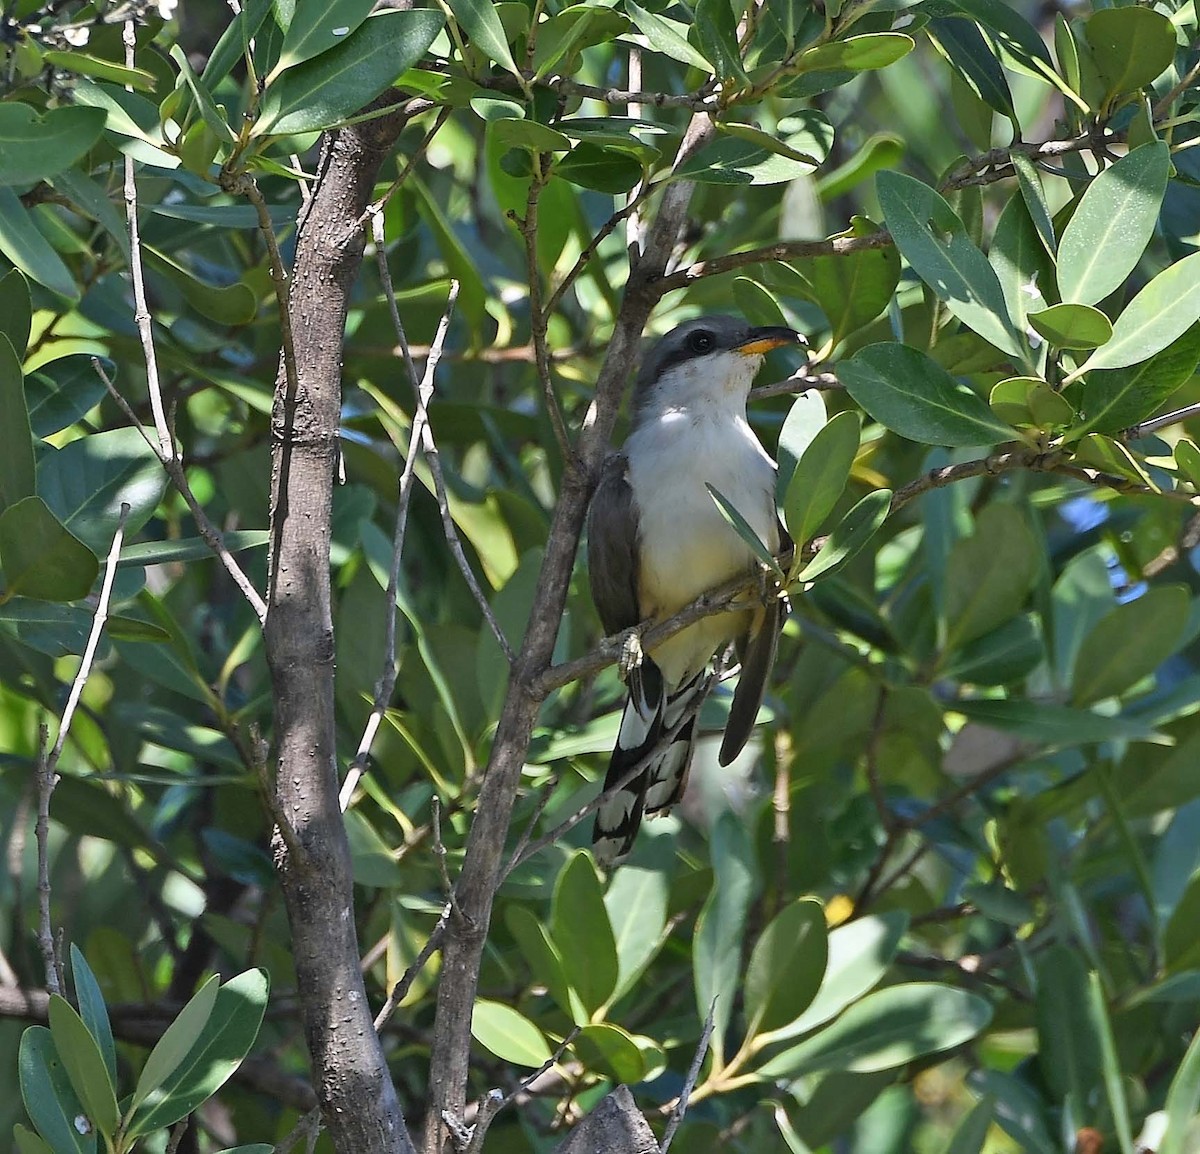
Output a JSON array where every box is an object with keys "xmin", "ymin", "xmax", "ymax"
[{"xmin": 592, "ymin": 664, "xmax": 707, "ymax": 866}]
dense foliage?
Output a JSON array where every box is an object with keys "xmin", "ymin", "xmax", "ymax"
[{"xmin": 2, "ymin": 0, "xmax": 1200, "ymax": 1150}]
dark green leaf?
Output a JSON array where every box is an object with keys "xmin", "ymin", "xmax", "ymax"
[
  {"xmin": 36, "ymin": 427, "xmax": 166, "ymax": 555},
  {"xmin": 945, "ymin": 1095, "xmax": 995, "ymax": 1154},
  {"xmin": 1057, "ymin": 142, "xmax": 1170, "ymax": 306},
  {"xmin": 118, "ymin": 531, "xmax": 269, "ymax": 567},
  {"xmin": 471, "ymin": 1000, "xmax": 552, "ymax": 1067},
  {"xmin": 1071, "ymin": 586, "xmax": 1190, "ymax": 705},
  {"xmin": 13, "ymin": 1125, "xmax": 55, "ymax": 1154},
  {"xmin": 507, "ymin": 905, "xmax": 582, "ymax": 1023},
  {"xmin": 25, "ymin": 356, "xmax": 112, "ymax": 439},
  {"xmin": 47, "ymin": 996, "xmax": 119, "ymax": 1140},
  {"xmin": 1010, "ymin": 152, "xmax": 1056, "ymax": 255},
  {"xmin": 796, "ymin": 489, "xmax": 891, "ymax": 583},
  {"xmin": 757, "ymin": 983, "xmax": 992, "ymax": 1078},
  {"xmin": 0, "ymin": 334, "xmax": 34, "ymax": 515},
  {"xmin": 784, "ymin": 410, "xmax": 861, "ymax": 546},
  {"xmin": 1035, "ymin": 945, "xmax": 1102, "ymax": 1109},
  {"xmin": 0, "ymin": 188, "xmax": 78, "ymax": 300},
  {"xmin": 744, "ymin": 898, "xmax": 827, "ymax": 1038},
  {"xmin": 552, "ymin": 851, "xmax": 619, "ymax": 1015},
  {"xmin": 201, "ymin": 0, "xmax": 274, "ymax": 90},
  {"xmin": 954, "ymin": 697, "xmax": 1160, "ymax": 745},
  {"xmin": 1084, "ymin": 6, "xmax": 1176, "ymax": 102},
  {"xmin": 125, "ymin": 969, "xmax": 269, "ymax": 1136},
  {"xmin": 624, "ymin": 0, "xmax": 710, "ymax": 71},
  {"xmin": 694, "ymin": 0, "xmax": 747, "ymax": 82},
  {"xmin": 168, "ymin": 45, "xmax": 237, "ymax": 145},
  {"xmin": 0, "ymin": 105, "xmax": 107, "ymax": 187},
  {"xmin": 256, "ymin": 9, "xmax": 444, "ymax": 135},
  {"xmin": 0, "ymin": 268, "xmax": 31, "ymax": 357},
  {"xmin": 556, "ymin": 144, "xmax": 643, "ymax": 193},
  {"xmin": 69, "ymin": 946, "xmax": 115, "ymax": 1087},
  {"xmin": 677, "ymin": 121, "xmax": 829, "ymax": 186},
  {"xmin": 1028, "ymin": 303, "xmax": 1112, "ymax": 350},
  {"xmin": 18, "ymin": 1027, "xmax": 94, "ymax": 1154},
  {"xmin": 707, "ymin": 484, "xmax": 785, "ymax": 580},
  {"xmin": 988, "ymin": 192, "xmax": 1052, "ymax": 337},
  {"xmin": 876, "ymin": 171, "xmax": 1023, "ymax": 358},
  {"xmin": 447, "ymin": 0, "xmax": 520, "ymax": 76},
  {"xmin": 0, "ymin": 498, "xmax": 98, "ymax": 603},
  {"xmin": 938, "ymin": 614, "xmax": 1043, "ymax": 685},
  {"xmin": 144, "ymin": 249, "xmax": 258, "ymax": 326},
  {"xmin": 1088, "ymin": 971, "xmax": 1134, "ymax": 1154},
  {"xmin": 839, "ymin": 342, "xmax": 1018, "ymax": 446},
  {"xmin": 928, "ymin": 17, "xmax": 1015, "ymax": 120},
  {"xmin": 269, "ymin": 0, "xmax": 378, "ymax": 78}
]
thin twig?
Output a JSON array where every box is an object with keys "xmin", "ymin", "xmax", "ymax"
[
  {"xmin": 661, "ymin": 1000, "xmax": 716, "ymax": 1153},
  {"xmin": 276, "ymin": 1107, "xmax": 321, "ymax": 1154},
  {"xmin": 749, "ymin": 367, "xmax": 842, "ymax": 400},
  {"xmin": 356, "ymin": 104, "xmax": 452, "ymax": 228},
  {"xmin": 1129, "ymin": 400, "xmax": 1200, "ymax": 438},
  {"xmin": 373, "ymin": 902, "xmax": 450, "ymax": 1031},
  {"xmin": 34, "ymin": 728, "xmax": 61, "ymax": 996},
  {"xmin": 164, "ymin": 1119, "xmax": 189, "ymax": 1154},
  {"xmin": 432, "ymin": 796, "xmax": 465, "ymax": 922}
]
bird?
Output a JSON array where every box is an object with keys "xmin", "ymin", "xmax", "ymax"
[{"xmin": 586, "ymin": 314, "xmax": 805, "ymax": 865}]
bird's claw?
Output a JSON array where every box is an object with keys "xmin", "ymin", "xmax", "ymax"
[{"xmin": 618, "ymin": 631, "xmax": 644, "ymax": 680}]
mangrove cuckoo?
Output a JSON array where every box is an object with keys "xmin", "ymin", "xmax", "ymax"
[{"xmin": 587, "ymin": 315, "xmax": 805, "ymax": 865}]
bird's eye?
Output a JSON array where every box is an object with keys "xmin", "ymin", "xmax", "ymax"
[{"xmin": 688, "ymin": 330, "xmax": 715, "ymax": 354}]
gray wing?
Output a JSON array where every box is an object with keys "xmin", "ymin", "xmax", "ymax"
[{"xmin": 587, "ymin": 452, "xmax": 641, "ymax": 634}]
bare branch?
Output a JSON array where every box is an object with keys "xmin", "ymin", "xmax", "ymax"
[
  {"xmin": 660, "ymin": 1000, "xmax": 716, "ymax": 1153},
  {"xmin": 1128, "ymin": 401, "xmax": 1200, "ymax": 438},
  {"xmin": 374, "ymin": 903, "xmax": 450, "ymax": 1032},
  {"xmin": 749, "ymin": 367, "xmax": 842, "ymax": 401}
]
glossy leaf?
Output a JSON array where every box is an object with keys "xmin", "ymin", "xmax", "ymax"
[
  {"xmin": 929, "ymin": 17, "xmax": 1015, "ymax": 121},
  {"xmin": 757, "ymin": 983, "xmax": 992, "ymax": 1078},
  {"xmin": 551, "ymin": 851, "xmax": 619, "ymax": 1014},
  {"xmin": 798, "ymin": 33, "xmax": 914, "ymax": 73},
  {"xmin": 47, "ymin": 996, "xmax": 119, "ymax": 1140},
  {"xmin": 677, "ymin": 120, "xmax": 830, "ymax": 186},
  {"xmin": 18, "ymin": 1027, "xmax": 94, "ymax": 1154},
  {"xmin": 1028, "ymin": 303, "xmax": 1111, "ymax": 350},
  {"xmin": 0, "ymin": 188, "xmax": 78, "ymax": 300},
  {"xmin": 25, "ymin": 355, "xmax": 113, "ymax": 439},
  {"xmin": 784, "ymin": 410, "xmax": 861, "ymax": 546},
  {"xmin": 0, "ymin": 334, "xmax": 34, "ymax": 516},
  {"xmin": 256, "ymin": 9, "xmax": 444, "ymax": 135},
  {"xmin": 446, "ymin": 0, "xmax": 520, "ymax": 77},
  {"xmin": 1057, "ymin": 142, "xmax": 1170, "ymax": 307},
  {"xmin": 69, "ymin": 946, "xmax": 115, "ymax": 1086},
  {"xmin": 118, "ymin": 531, "xmax": 269, "ymax": 567},
  {"xmin": 1088, "ymin": 972, "xmax": 1134, "ymax": 1154},
  {"xmin": 795, "ymin": 489, "xmax": 891, "ymax": 583},
  {"xmin": 125, "ymin": 969, "xmax": 269, "ymax": 1136},
  {"xmin": 269, "ymin": 0, "xmax": 378, "ymax": 78},
  {"xmin": 0, "ymin": 105, "xmax": 107, "ymax": 187},
  {"xmin": 988, "ymin": 190, "xmax": 1051, "ymax": 338},
  {"xmin": 707, "ymin": 484, "xmax": 785, "ymax": 580},
  {"xmin": 132, "ymin": 974, "xmax": 220, "ymax": 1110},
  {"xmin": 1084, "ymin": 6, "xmax": 1176, "ymax": 102},
  {"xmin": 603, "ymin": 865, "xmax": 668, "ymax": 1000},
  {"xmin": 694, "ymin": 0, "xmax": 747, "ymax": 82},
  {"xmin": 839, "ymin": 342, "xmax": 1018, "ymax": 446},
  {"xmin": 624, "ymin": 0, "xmax": 710, "ymax": 71},
  {"xmin": 744, "ymin": 898, "xmax": 828, "ymax": 1038},
  {"xmin": 471, "ymin": 1000, "xmax": 552, "ymax": 1067},
  {"xmin": 1072, "ymin": 252, "xmax": 1200, "ymax": 376},
  {"xmin": 877, "ymin": 172, "xmax": 1022, "ymax": 358},
  {"xmin": 1071, "ymin": 586, "xmax": 1190, "ymax": 705},
  {"xmin": 0, "ymin": 268, "xmax": 31, "ymax": 357},
  {"xmin": 37, "ymin": 427, "xmax": 166, "ymax": 554},
  {"xmin": 572, "ymin": 1023, "xmax": 646, "ymax": 1083}
]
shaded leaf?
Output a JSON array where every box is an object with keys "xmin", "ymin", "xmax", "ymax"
[
  {"xmin": 572, "ymin": 1023, "xmax": 646, "ymax": 1083},
  {"xmin": 707, "ymin": 484, "xmax": 785, "ymax": 580},
  {"xmin": 1028, "ymin": 303, "xmax": 1111, "ymax": 350},
  {"xmin": 69, "ymin": 946, "xmax": 115, "ymax": 1087},
  {"xmin": 447, "ymin": 0, "xmax": 520, "ymax": 77},
  {"xmin": 784, "ymin": 410, "xmax": 861, "ymax": 546},
  {"xmin": 18, "ymin": 1027, "xmax": 94, "ymax": 1154},
  {"xmin": 0, "ymin": 268, "xmax": 31, "ymax": 357},
  {"xmin": 551, "ymin": 851, "xmax": 619, "ymax": 1014},
  {"xmin": 0, "ymin": 188, "xmax": 78, "ymax": 300},
  {"xmin": 131, "ymin": 975, "xmax": 220, "ymax": 1111},
  {"xmin": 47, "ymin": 996, "xmax": 119, "ymax": 1140},
  {"xmin": 0, "ymin": 497, "xmax": 98, "ymax": 602},
  {"xmin": 25, "ymin": 355, "xmax": 113, "ymax": 438},
  {"xmin": 745, "ymin": 898, "xmax": 828, "ymax": 1038},
  {"xmin": 625, "ymin": 0, "xmax": 710, "ymax": 71},
  {"xmin": 1084, "ymin": 6, "xmax": 1176, "ymax": 102},
  {"xmin": 0, "ymin": 334, "xmax": 34, "ymax": 515},
  {"xmin": 0, "ymin": 105, "xmax": 107, "ymax": 187}
]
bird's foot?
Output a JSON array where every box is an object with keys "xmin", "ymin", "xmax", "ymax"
[{"xmin": 618, "ymin": 630, "xmax": 644, "ymax": 680}]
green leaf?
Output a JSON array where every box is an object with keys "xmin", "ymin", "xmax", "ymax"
[
  {"xmin": 269, "ymin": 0, "xmax": 378, "ymax": 78},
  {"xmin": 256, "ymin": 9, "xmax": 444, "ymax": 135},
  {"xmin": 694, "ymin": 813, "xmax": 758, "ymax": 1067},
  {"xmin": 928, "ymin": 17, "xmax": 1015, "ymax": 121},
  {"xmin": 745, "ymin": 898, "xmax": 828, "ymax": 1038},
  {"xmin": 876, "ymin": 172, "xmax": 1023, "ymax": 358},
  {"xmin": 144, "ymin": 249, "xmax": 258, "ymax": 326},
  {"xmin": 945, "ymin": 1095, "xmax": 995, "ymax": 1154},
  {"xmin": 1028, "ymin": 303, "xmax": 1112, "ymax": 350},
  {"xmin": 787, "ymin": 218, "xmax": 900, "ymax": 344},
  {"xmin": 36, "ymin": 427, "xmax": 166, "ymax": 555},
  {"xmin": 1071, "ymin": 586, "xmax": 1190, "ymax": 705},
  {"xmin": 938, "ymin": 614, "xmax": 1044, "ymax": 685},
  {"xmin": 943, "ymin": 504, "xmax": 1038, "ymax": 650},
  {"xmin": 1177, "ymin": 439, "xmax": 1200, "ymax": 488},
  {"xmin": 556, "ymin": 144, "xmax": 643, "ymax": 194},
  {"xmin": 1010, "ymin": 152, "xmax": 1056, "ymax": 256},
  {"xmin": 531, "ymin": 7, "xmax": 629, "ymax": 79},
  {"xmin": 0, "ymin": 105, "xmax": 107, "ymax": 187},
  {"xmin": 707, "ymin": 484, "xmax": 784, "ymax": 580},
  {"xmin": 25, "ymin": 355, "xmax": 112, "ymax": 439},
  {"xmin": 507, "ymin": 905, "xmax": 583, "ymax": 1023},
  {"xmin": 817, "ymin": 134, "xmax": 904, "ymax": 201},
  {"xmin": 1073, "ymin": 325, "xmax": 1200, "ymax": 436},
  {"xmin": 201, "ymin": 0, "xmax": 274, "ymax": 90},
  {"xmin": 1071, "ymin": 252, "xmax": 1200, "ymax": 377},
  {"xmin": 168, "ymin": 45, "xmax": 237, "ymax": 146},
  {"xmin": 624, "ymin": 0, "xmax": 711, "ymax": 71},
  {"xmin": 471, "ymin": 1000, "xmax": 552, "ymax": 1067},
  {"xmin": 13, "ymin": 1125, "xmax": 55, "ymax": 1154},
  {"xmin": 1034, "ymin": 945, "xmax": 1102, "ymax": 1110},
  {"xmin": 69, "ymin": 947, "xmax": 115, "ymax": 1087},
  {"xmin": 1088, "ymin": 971, "xmax": 1135, "ymax": 1154},
  {"xmin": 953, "ymin": 697, "xmax": 1160, "ymax": 745},
  {"xmin": 0, "ymin": 334, "xmax": 34, "ymax": 516},
  {"xmin": 0, "ymin": 497, "xmax": 100, "ymax": 603},
  {"xmin": 775, "ymin": 390, "xmax": 826, "ymax": 505},
  {"xmin": 572, "ymin": 1023, "xmax": 646, "ymax": 1083},
  {"xmin": 0, "ymin": 268, "xmax": 31, "ymax": 357},
  {"xmin": 694, "ymin": 0, "xmax": 747, "ymax": 82},
  {"xmin": 132, "ymin": 975, "xmax": 220, "ymax": 1111},
  {"xmin": 47, "ymin": 996, "xmax": 119, "ymax": 1141},
  {"xmin": 796, "ymin": 489, "xmax": 891, "ymax": 583},
  {"xmin": 447, "ymin": 0, "xmax": 520, "ymax": 77},
  {"xmin": 839, "ymin": 343, "xmax": 1018, "ymax": 446},
  {"xmin": 1161, "ymin": 1023, "xmax": 1200, "ymax": 1154},
  {"xmin": 1057, "ymin": 142, "xmax": 1171, "ymax": 307},
  {"xmin": 988, "ymin": 192, "xmax": 1052, "ymax": 338},
  {"xmin": 551, "ymin": 851, "xmax": 619, "ymax": 1015},
  {"xmin": 118, "ymin": 531, "xmax": 269, "ymax": 567},
  {"xmin": 757, "ymin": 983, "xmax": 992, "ymax": 1078},
  {"xmin": 603, "ymin": 865, "xmax": 668, "ymax": 1001},
  {"xmin": 784, "ymin": 410, "xmax": 861, "ymax": 546},
  {"xmin": 42, "ymin": 50, "xmax": 158, "ymax": 90},
  {"xmin": 18, "ymin": 1027, "xmax": 95, "ymax": 1154},
  {"xmin": 1084, "ymin": 6, "xmax": 1176, "ymax": 103},
  {"xmin": 798, "ymin": 33, "xmax": 914, "ymax": 72},
  {"xmin": 0, "ymin": 188, "xmax": 78, "ymax": 300},
  {"xmin": 677, "ymin": 120, "xmax": 830, "ymax": 186},
  {"xmin": 125, "ymin": 969, "xmax": 268, "ymax": 1137}
]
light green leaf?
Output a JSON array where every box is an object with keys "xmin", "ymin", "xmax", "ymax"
[
  {"xmin": 757, "ymin": 983, "xmax": 992, "ymax": 1078},
  {"xmin": 745, "ymin": 898, "xmax": 828, "ymax": 1038},
  {"xmin": 784, "ymin": 410, "xmax": 861, "ymax": 547},
  {"xmin": 946, "ymin": 1095, "xmax": 995, "ymax": 1154},
  {"xmin": 47, "ymin": 996, "xmax": 119, "ymax": 1140},
  {"xmin": 817, "ymin": 134, "xmax": 904, "ymax": 201},
  {"xmin": 269, "ymin": 0, "xmax": 378, "ymax": 79},
  {"xmin": 797, "ymin": 33, "xmax": 914, "ymax": 72},
  {"xmin": 572, "ymin": 1023, "xmax": 646, "ymax": 1083},
  {"xmin": 876, "ymin": 171, "xmax": 1023, "ymax": 358},
  {"xmin": 0, "ymin": 188, "xmax": 78, "ymax": 300},
  {"xmin": 1010, "ymin": 151, "xmax": 1056, "ymax": 256},
  {"xmin": 1071, "ymin": 252, "xmax": 1200, "ymax": 377},
  {"xmin": 168, "ymin": 45, "xmax": 237, "ymax": 145},
  {"xmin": 796, "ymin": 489, "xmax": 891, "ymax": 583},
  {"xmin": 256, "ymin": 9, "xmax": 444, "ymax": 135},
  {"xmin": 556, "ymin": 144, "xmax": 643, "ymax": 194},
  {"xmin": 131, "ymin": 975, "xmax": 220, "ymax": 1111},
  {"xmin": 13, "ymin": 1125, "xmax": 55, "ymax": 1154},
  {"xmin": 18, "ymin": 1028, "xmax": 95, "ymax": 1154},
  {"xmin": 507, "ymin": 905, "xmax": 583, "ymax": 1023},
  {"xmin": 775, "ymin": 390, "xmax": 826, "ymax": 505},
  {"xmin": 625, "ymin": 0, "xmax": 711, "ymax": 71},
  {"xmin": 551, "ymin": 851, "xmax": 619, "ymax": 1015},
  {"xmin": 1057, "ymin": 142, "xmax": 1170, "ymax": 307},
  {"xmin": 1028, "ymin": 303, "xmax": 1111, "ymax": 350},
  {"xmin": 0, "ymin": 498, "xmax": 99, "ymax": 602},
  {"xmin": 42, "ymin": 50, "xmax": 157, "ymax": 91},
  {"xmin": 694, "ymin": 0, "xmax": 747, "ymax": 82},
  {"xmin": 1088, "ymin": 972, "xmax": 1135, "ymax": 1154},
  {"xmin": 988, "ymin": 193, "xmax": 1051, "ymax": 338},
  {"xmin": 707, "ymin": 484, "xmax": 785, "ymax": 580},
  {"xmin": 471, "ymin": 1000, "xmax": 552, "ymax": 1067},
  {"xmin": 447, "ymin": 0, "xmax": 520, "ymax": 77},
  {"xmin": 0, "ymin": 105, "xmax": 107, "ymax": 187},
  {"xmin": 1071, "ymin": 586, "xmax": 1190, "ymax": 705},
  {"xmin": 603, "ymin": 866, "xmax": 668, "ymax": 1001},
  {"xmin": 1161, "ymin": 1024, "xmax": 1200, "ymax": 1154},
  {"xmin": 839, "ymin": 342, "xmax": 1018, "ymax": 446},
  {"xmin": 1084, "ymin": 6, "xmax": 1176, "ymax": 102}
]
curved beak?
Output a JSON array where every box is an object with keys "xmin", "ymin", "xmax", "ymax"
[{"xmin": 734, "ymin": 326, "xmax": 807, "ymax": 356}]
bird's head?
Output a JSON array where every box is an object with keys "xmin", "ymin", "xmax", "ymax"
[{"xmin": 633, "ymin": 314, "xmax": 806, "ymax": 417}]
